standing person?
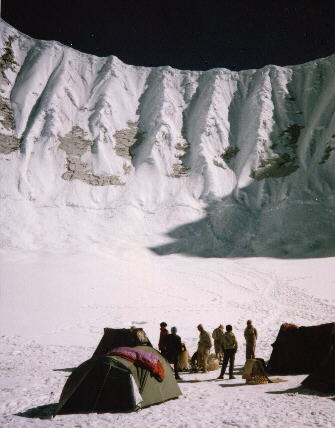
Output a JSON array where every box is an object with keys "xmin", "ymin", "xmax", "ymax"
[
  {"xmin": 212, "ymin": 324, "xmax": 225, "ymax": 363},
  {"xmin": 244, "ymin": 320, "xmax": 258, "ymax": 359},
  {"xmin": 165, "ymin": 326, "xmax": 183, "ymax": 380},
  {"xmin": 217, "ymin": 325, "xmax": 238, "ymax": 379},
  {"xmin": 197, "ymin": 324, "xmax": 212, "ymax": 373},
  {"xmin": 158, "ymin": 322, "xmax": 169, "ymax": 358}
]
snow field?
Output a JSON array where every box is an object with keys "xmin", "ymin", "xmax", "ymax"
[{"xmin": 1, "ymin": 249, "xmax": 335, "ymax": 427}]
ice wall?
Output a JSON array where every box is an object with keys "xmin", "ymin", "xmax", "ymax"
[{"xmin": 0, "ymin": 19, "xmax": 334, "ymax": 255}]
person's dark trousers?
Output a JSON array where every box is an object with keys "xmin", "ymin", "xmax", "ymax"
[
  {"xmin": 173, "ymin": 355, "xmax": 180, "ymax": 379},
  {"xmin": 219, "ymin": 349, "xmax": 235, "ymax": 378}
]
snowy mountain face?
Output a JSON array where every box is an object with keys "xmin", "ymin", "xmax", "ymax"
[{"xmin": 0, "ymin": 19, "xmax": 334, "ymax": 256}]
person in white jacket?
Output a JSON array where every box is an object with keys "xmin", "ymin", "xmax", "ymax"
[
  {"xmin": 212, "ymin": 324, "xmax": 224, "ymax": 363},
  {"xmin": 244, "ymin": 320, "xmax": 258, "ymax": 359},
  {"xmin": 197, "ymin": 324, "xmax": 212, "ymax": 373}
]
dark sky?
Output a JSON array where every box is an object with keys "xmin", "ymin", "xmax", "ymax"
[{"xmin": 3, "ymin": 0, "xmax": 335, "ymax": 71}]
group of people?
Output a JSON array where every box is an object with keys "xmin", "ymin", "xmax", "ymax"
[{"xmin": 158, "ymin": 320, "xmax": 258, "ymax": 380}]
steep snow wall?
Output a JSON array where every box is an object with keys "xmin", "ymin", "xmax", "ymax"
[{"xmin": 0, "ymin": 20, "xmax": 334, "ymax": 256}]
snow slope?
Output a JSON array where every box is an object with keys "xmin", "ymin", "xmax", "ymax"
[
  {"xmin": 0, "ymin": 19, "xmax": 335, "ymax": 428},
  {"xmin": 0, "ymin": 19, "xmax": 335, "ymax": 256}
]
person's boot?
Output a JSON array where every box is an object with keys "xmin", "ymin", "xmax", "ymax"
[
  {"xmin": 229, "ymin": 375, "xmax": 236, "ymax": 379},
  {"xmin": 217, "ymin": 375, "xmax": 224, "ymax": 379}
]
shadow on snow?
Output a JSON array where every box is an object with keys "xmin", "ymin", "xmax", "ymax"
[
  {"xmin": 266, "ymin": 386, "xmax": 335, "ymax": 398},
  {"xmin": 150, "ymin": 194, "xmax": 335, "ymax": 259},
  {"xmin": 15, "ymin": 403, "xmax": 57, "ymax": 420}
]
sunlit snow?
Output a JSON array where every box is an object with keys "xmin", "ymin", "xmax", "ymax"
[{"xmin": 0, "ymin": 18, "xmax": 335, "ymax": 427}]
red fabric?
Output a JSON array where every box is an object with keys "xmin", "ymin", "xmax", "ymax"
[
  {"xmin": 159, "ymin": 327, "xmax": 169, "ymax": 351},
  {"xmin": 281, "ymin": 323, "xmax": 299, "ymax": 330},
  {"xmin": 107, "ymin": 346, "xmax": 165, "ymax": 380}
]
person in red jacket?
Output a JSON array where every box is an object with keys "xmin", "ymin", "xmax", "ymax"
[{"xmin": 158, "ymin": 321, "xmax": 169, "ymax": 358}]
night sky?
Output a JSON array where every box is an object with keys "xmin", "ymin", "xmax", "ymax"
[{"xmin": 3, "ymin": 0, "xmax": 335, "ymax": 71}]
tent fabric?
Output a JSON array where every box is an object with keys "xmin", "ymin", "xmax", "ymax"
[
  {"xmin": 112, "ymin": 346, "xmax": 181, "ymax": 407},
  {"xmin": 267, "ymin": 322, "xmax": 335, "ymax": 375},
  {"xmin": 302, "ymin": 327, "xmax": 335, "ymax": 392},
  {"xmin": 301, "ymin": 349, "xmax": 335, "ymax": 392},
  {"xmin": 54, "ymin": 357, "xmax": 135, "ymax": 414},
  {"xmin": 107, "ymin": 346, "xmax": 165, "ymax": 380},
  {"xmin": 92, "ymin": 328, "xmax": 152, "ymax": 357},
  {"xmin": 54, "ymin": 344, "xmax": 181, "ymax": 415}
]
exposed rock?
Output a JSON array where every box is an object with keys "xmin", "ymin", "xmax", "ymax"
[
  {"xmin": 213, "ymin": 158, "xmax": 225, "ymax": 169},
  {"xmin": 59, "ymin": 126, "xmax": 124, "ymax": 186},
  {"xmin": 0, "ymin": 36, "xmax": 19, "ymax": 83},
  {"xmin": 319, "ymin": 144, "xmax": 335, "ymax": 165},
  {"xmin": 59, "ymin": 126, "xmax": 92, "ymax": 156},
  {"xmin": 171, "ymin": 163, "xmax": 190, "ymax": 178},
  {"xmin": 251, "ymin": 154, "xmax": 299, "ymax": 181},
  {"xmin": 170, "ymin": 139, "xmax": 190, "ymax": 177},
  {"xmin": 175, "ymin": 141, "xmax": 188, "ymax": 151},
  {"xmin": 0, "ymin": 134, "xmax": 20, "ymax": 154},
  {"xmin": 251, "ymin": 124, "xmax": 303, "ymax": 180},
  {"xmin": 281, "ymin": 124, "xmax": 304, "ymax": 150},
  {"xmin": 220, "ymin": 146, "xmax": 240, "ymax": 164},
  {"xmin": 0, "ymin": 96, "xmax": 16, "ymax": 131},
  {"xmin": 113, "ymin": 121, "xmax": 138, "ymax": 159},
  {"xmin": 62, "ymin": 167, "xmax": 122, "ymax": 186},
  {"xmin": 0, "ymin": 62, "xmax": 19, "ymax": 153},
  {"xmin": 122, "ymin": 163, "xmax": 132, "ymax": 174}
]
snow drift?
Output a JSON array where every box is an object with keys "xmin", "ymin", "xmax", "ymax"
[{"xmin": 0, "ymin": 19, "xmax": 334, "ymax": 256}]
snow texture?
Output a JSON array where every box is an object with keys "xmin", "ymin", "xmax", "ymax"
[
  {"xmin": 0, "ymin": 19, "xmax": 335, "ymax": 256},
  {"xmin": 0, "ymin": 19, "xmax": 335, "ymax": 428}
]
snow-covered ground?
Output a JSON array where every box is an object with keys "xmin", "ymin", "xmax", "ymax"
[
  {"xmin": 1, "ymin": 18, "xmax": 335, "ymax": 427},
  {"xmin": 1, "ymin": 246, "xmax": 335, "ymax": 427}
]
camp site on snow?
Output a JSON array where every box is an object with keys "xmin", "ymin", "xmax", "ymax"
[{"xmin": 52, "ymin": 322, "xmax": 335, "ymax": 416}]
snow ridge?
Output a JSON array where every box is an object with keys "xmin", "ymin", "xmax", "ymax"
[{"xmin": 0, "ymin": 19, "xmax": 335, "ymax": 255}]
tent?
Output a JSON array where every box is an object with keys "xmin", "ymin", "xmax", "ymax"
[
  {"xmin": 92, "ymin": 327, "xmax": 153, "ymax": 357},
  {"xmin": 302, "ymin": 326, "xmax": 335, "ymax": 392},
  {"xmin": 267, "ymin": 322, "xmax": 335, "ymax": 374},
  {"xmin": 55, "ymin": 329, "xmax": 181, "ymax": 415}
]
